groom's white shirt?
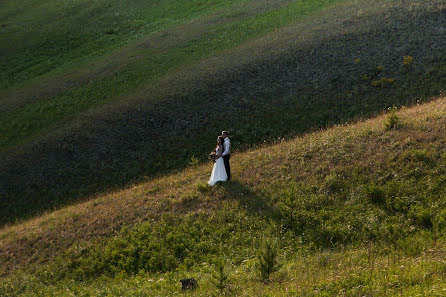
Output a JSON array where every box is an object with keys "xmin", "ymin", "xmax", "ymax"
[{"xmin": 222, "ymin": 137, "xmax": 230, "ymax": 156}]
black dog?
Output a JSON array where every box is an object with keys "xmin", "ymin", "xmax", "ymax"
[{"xmin": 180, "ymin": 278, "xmax": 198, "ymax": 290}]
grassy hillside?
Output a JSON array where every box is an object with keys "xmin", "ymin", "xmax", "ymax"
[
  {"xmin": 1, "ymin": 96, "xmax": 446, "ymax": 296},
  {"xmin": 0, "ymin": 0, "xmax": 255, "ymax": 90},
  {"xmin": 1, "ymin": 0, "xmax": 446, "ymax": 295},
  {"xmin": 1, "ymin": 0, "xmax": 445, "ymax": 226}
]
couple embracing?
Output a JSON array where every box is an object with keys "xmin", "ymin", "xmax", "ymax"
[{"xmin": 208, "ymin": 131, "xmax": 231, "ymax": 186}]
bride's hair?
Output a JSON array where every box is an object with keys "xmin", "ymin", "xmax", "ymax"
[{"xmin": 216, "ymin": 136, "xmax": 225, "ymax": 149}]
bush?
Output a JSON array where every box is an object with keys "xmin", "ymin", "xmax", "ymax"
[
  {"xmin": 324, "ymin": 173, "xmax": 345, "ymax": 194},
  {"xmin": 403, "ymin": 55, "xmax": 414, "ymax": 67},
  {"xmin": 432, "ymin": 209, "xmax": 446, "ymax": 240},
  {"xmin": 384, "ymin": 105, "xmax": 399, "ymax": 130},
  {"xmin": 210, "ymin": 260, "xmax": 229, "ymax": 294},
  {"xmin": 371, "ymin": 77, "xmax": 395, "ymax": 87},
  {"xmin": 365, "ymin": 184, "xmax": 386, "ymax": 205},
  {"xmin": 277, "ymin": 186, "xmax": 303, "ymax": 228},
  {"xmin": 196, "ymin": 182, "xmax": 211, "ymax": 193},
  {"xmin": 256, "ymin": 240, "xmax": 281, "ymax": 282},
  {"xmin": 189, "ymin": 155, "xmax": 199, "ymax": 166}
]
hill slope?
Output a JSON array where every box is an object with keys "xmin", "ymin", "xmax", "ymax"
[
  {"xmin": 1, "ymin": 96, "xmax": 446, "ymax": 296},
  {"xmin": 1, "ymin": 0, "xmax": 445, "ymax": 226},
  {"xmin": 1, "ymin": 0, "xmax": 446, "ymax": 295}
]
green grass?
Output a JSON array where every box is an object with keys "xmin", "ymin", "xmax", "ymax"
[
  {"xmin": 0, "ymin": 0, "xmax": 342, "ymax": 151},
  {"xmin": 0, "ymin": 0, "xmax": 250, "ymax": 90},
  {"xmin": 1, "ymin": 0, "xmax": 446, "ymax": 294},
  {"xmin": 1, "ymin": 97, "xmax": 446, "ymax": 296},
  {"xmin": 1, "ymin": 0, "xmax": 445, "ymax": 226},
  {"xmin": 0, "ymin": 0, "xmax": 368, "ymax": 224}
]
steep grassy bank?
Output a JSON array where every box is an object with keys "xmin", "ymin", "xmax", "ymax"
[
  {"xmin": 1, "ymin": 97, "xmax": 446, "ymax": 295},
  {"xmin": 1, "ymin": 0, "xmax": 445, "ymax": 226}
]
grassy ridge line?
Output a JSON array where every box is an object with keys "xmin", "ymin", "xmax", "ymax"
[
  {"xmin": 1, "ymin": 95, "xmax": 445, "ymax": 277},
  {"xmin": 0, "ymin": 0, "xmax": 343, "ymax": 152},
  {"xmin": 0, "ymin": 0, "xmax": 251, "ymax": 90}
]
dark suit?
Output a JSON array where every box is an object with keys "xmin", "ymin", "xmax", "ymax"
[
  {"xmin": 223, "ymin": 154, "xmax": 231, "ymax": 180},
  {"xmin": 222, "ymin": 137, "xmax": 231, "ymax": 180}
]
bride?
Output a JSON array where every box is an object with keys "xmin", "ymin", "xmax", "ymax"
[{"xmin": 208, "ymin": 136, "xmax": 228, "ymax": 186}]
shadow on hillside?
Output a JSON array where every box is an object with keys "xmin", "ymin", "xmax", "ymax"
[
  {"xmin": 0, "ymin": 2, "xmax": 445, "ymax": 226},
  {"xmin": 218, "ymin": 181, "xmax": 280, "ymax": 218}
]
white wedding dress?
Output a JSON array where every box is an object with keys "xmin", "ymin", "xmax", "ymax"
[{"xmin": 208, "ymin": 145, "xmax": 228, "ymax": 186}]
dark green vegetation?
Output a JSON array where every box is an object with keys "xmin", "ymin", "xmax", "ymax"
[{"xmin": 1, "ymin": 0, "xmax": 444, "ymax": 226}]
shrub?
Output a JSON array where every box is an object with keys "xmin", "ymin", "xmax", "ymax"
[
  {"xmin": 432, "ymin": 209, "xmax": 446, "ymax": 240},
  {"xmin": 403, "ymin": 55, "xmax": 414, "ymax": 66},
  {"xmin": 210, "ymin": 260, "xmax": 229, "ymax": 294},
  {"xmin": 365, "ymin": 184, "xmax": 386, "ymax": 205},
  {"xmin": 196, "ymin": 182, "xmax": 211, "ymax": 193},
  {"xmin": 189, "ymin": 155, "xmax": 199, "ymax": 166},
  {"xmin": 324, "ymin": 173, "xmax": 345, "ymax": 194},
  {"xmin": 277, "ymin": 186, "xmax": 303, "ymax": 228},
  {"xmin": 371, "ymin": 77, "xmax": 395, "ymax": 87},
  {"xmin": 384, "ymin": 105, "xmax": 399, "ymax": 130},
  {"xmin": 256, "ymin": 240, "xmax": 281, "ymax": 282}
]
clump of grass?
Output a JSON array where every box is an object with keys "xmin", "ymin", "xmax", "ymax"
[
  {"xmin": 376, "ymin": 65, "xmax": 385, "ymax": 72},
  {"xmin": 362, "ymin": 74, "xmax": 371, "ymax": 81},
  {"xmin": 384, "ymin": 105, "xmax": 399, "ymax": 130}
]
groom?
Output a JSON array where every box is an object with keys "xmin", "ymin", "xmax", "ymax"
[{"xmin": 221, "ymin": 131, "xmax": 231, "ymax": 181}]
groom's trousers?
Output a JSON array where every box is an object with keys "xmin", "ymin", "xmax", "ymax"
[{"xmin": 223, "ymin": 154, "xmax": 231, "ymax": 180}]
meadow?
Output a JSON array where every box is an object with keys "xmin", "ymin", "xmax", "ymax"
[
  {"xmin": 1, "ymin": 96, "xmax": 446, "ymax": 295},
  {"xmin": 1, "ymin": 0, "xmax": 444, "ymax": 226},
  {"xmin": 1, "ymin": 0, "xmax": 446, "ymax": 295}
]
